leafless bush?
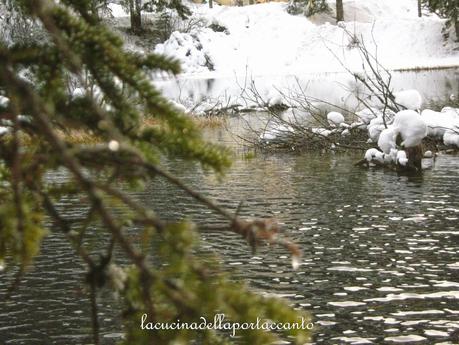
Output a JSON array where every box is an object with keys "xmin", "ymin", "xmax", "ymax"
[
  {"xmin": 236, "ymin": 79, "xmax": 371, "ymax": 153},
  {"xmin": 335, "ymin": 25, "xmax": 403, "ymax": 126},
  {"xmin": 235, "ymin": 28, "xmax": 410, "ymax": 153}
]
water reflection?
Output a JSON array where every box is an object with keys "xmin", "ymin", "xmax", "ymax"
[{"xmin": 157, "ymin": 69, "xmax": 459, "ymax": 111}]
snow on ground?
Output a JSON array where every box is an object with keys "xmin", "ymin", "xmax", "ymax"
[{"xmin": 151, "ymin": 0, "xmax": 458, "ymax": 77}]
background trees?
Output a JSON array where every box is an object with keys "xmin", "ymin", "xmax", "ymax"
[
  {"xmin": 0, "ymin": 0, "xmax": 309, "ymax": 343},
  {"xmin": 423, "ymin": 0, "xmax": 459, "ymax": 41},
  {"xmin": 288, "ymin": 0, "xmax": 344, "ymax": 23},
  {"xmin": 120, "ymin": 0, "xmax": 191, "ymax": 34},
  {"xmin": 336, "ymin": 0, "xmax": 343, "ymax": 22}
]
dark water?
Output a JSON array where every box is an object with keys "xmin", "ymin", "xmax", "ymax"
[{"xmin": 1, "ymin": 151, "xmax": 459, "ymax": 344}]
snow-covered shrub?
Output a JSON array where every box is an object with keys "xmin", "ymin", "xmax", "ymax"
[
  {"xmin": 155, "ymin": 31, "xmax": 214, "ymax": 73},
  {"xmin": 150, "ymin": 10, "xmax": 207, "ymax": 43}
]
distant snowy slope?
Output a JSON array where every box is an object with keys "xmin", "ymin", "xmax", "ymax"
[{"xmin": 154, "ymin": 0, "xmax": 458, "ymax": 76}]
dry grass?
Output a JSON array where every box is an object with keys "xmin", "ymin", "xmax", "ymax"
[
  {"xmin": 142, "ymin": 115, "xmax": 227, "ymax": 129},
  {"xmin": 4, "ymin": 116, "xmax": 228, "ymax": 146},
  {"xmin": 193, "ymin": 116, "xmax": 227, "ymax": 129},
  {"xmin": 60, "ymin": 116, "xmax": 227, "ymax": 143}
]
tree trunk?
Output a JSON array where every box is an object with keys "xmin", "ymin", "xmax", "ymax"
[
  {"xmin": 209, "ymin": 0, "xmax": 213, "ymax": 9},
  {"xmin": 336, "ymin": 0, "xmax": 344, "ymax": 22},
  {"xmin": 129, "ymin": 0, "xmax": 142, "ymax": 34},
  {"xmin": 454, "ymin": 7, "xmax": 459, "ymax": 42},
  {"xmin": 404, "ymin": 145, "xmax": 423, "ymax": 173},
  {"xmin": 417, "ymin": 0, "xmax": 422, "ymax": 17}
]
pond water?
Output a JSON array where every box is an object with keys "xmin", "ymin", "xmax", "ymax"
[
  {"xmin": 1, "ymin": 70, "xmax": 459, "ymax": 345},
  {"xmin": 156, "ymin": 153, "xmax": 459, "ymax": 345},
  {"xmin": 1, "ymin": 151, "xmax": 459, "ymax": 344}
]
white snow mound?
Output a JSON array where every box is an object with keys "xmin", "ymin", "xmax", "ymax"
[
  {"xmin": 396, "ymin": 150, "xmax": 408, "ymax": 166},
  {"xmin": 378, "ymin": 126, "xmax": 396, "ymax": 154},
  {"xmin": 421, "ymin": 108, "xmax": 459, "ymax": 140},
  {"xmin": 327, "ymin": 111, "xmax": 345, "ymax": 126},
  {"xmin": 393, "ymin": 110, "xmax": 427, "ymax": 147},
  {"xmin": 394, "ymin": 89, "xmax": 423, "ymax": 110},
  {"xmin": 443, "ymin": 130, "xmax": 459, "ymax": 147}
]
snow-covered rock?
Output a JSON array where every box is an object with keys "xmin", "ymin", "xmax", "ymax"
[
  {"xmin": 394, "ymin": 89, "xmax": 423, "ymax": 110},
  {"xmin": 367, "ymin": 116, "xmax": 387, "ymax": 142},
  {"xmin": 441, "ymin": 107, "xmax": 459, "ymax": 116},
  {"xmin": 443, "ymin": 130, "xmax": 459, "ymax": 147},
  {"xmin": 396, "ymin": 150, "xmax": 408, "ymax": 166},
  {"xmin": 311, "ymin": 127, "xmax": 332, "ymax": 137},
  {"xmin": 424, "ymin": 150, "xmax": 433, "ymax": 158},
  {"xmin": 392, "ymin": 110, "xmax": 427, "ymax": 147},
  {"xmin": 377, "ymin": 126, "xmax": 396, "ymax": 154},
  {"xmin": 421, "ymin": 108, "xmax": 459, "ymax": 139},
  {"xmin": 365, "ymin": 148, "xmax": 383, "ymax": 163},
  {"xmin": 327, "ymin": 111, "xmax": 345, "ymax": 126},
  {"xmin": 385, "ymin": 149, "xmax": 397, "ymax": 163}
]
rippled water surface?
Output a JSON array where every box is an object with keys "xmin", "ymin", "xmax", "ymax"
[{"xmin": 1, "ymin": 148, "xmax": 459, "ymax": 344}]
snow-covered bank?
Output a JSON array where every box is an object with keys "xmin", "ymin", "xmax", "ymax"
[{"xmin": 152, "ymin": 0, "xmax": 458, "ymax": 77}]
